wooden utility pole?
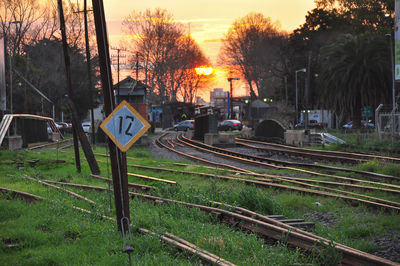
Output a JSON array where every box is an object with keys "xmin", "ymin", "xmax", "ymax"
[
  {"xmin": 111, "ymin": 47, "xmax": 126, "ymax": 104},
  {"xmin": 92, "ymin": 0, "xmax": 130, "ymax": 231},
  {"xmin": 57, "ymin": 0, "xmax": 100, "ymax": 175},
  {"xmin": 136, "ymin": 52, "xmax": 139, "ymax": 81},
  {"xmin": 84, "ymin": 0, "xmax": 96, "ymax": 145},
  {"xmin": 74, "ymin": 0, "xmax": 96, "ymax": 145},
  {"xmin": 72, "ymin": 125, "xmax": 81, "ymax": 172}
]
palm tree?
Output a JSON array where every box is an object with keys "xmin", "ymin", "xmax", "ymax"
[{"xmin": 318, "ymin": 33, "xmax": 391, "ymax": 128}]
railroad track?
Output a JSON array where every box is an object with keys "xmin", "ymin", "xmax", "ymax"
[
  {"xmin": 236, "ymin": 137, "xmax": 400, "ymax": 165},
  {"xmin": 27, "ymin": 138, "xmax": 73, "ymax": 150},
  {"xmin": 178, "ymin": 134, "xmax": 400, "ymax": 183},
  {"xmin": 4, "ymin": 177, "xmax": 397, "ymax": 266},
  {"xmin": 154, "ymin": 133, "xmax": 400, "ymax": 213}
]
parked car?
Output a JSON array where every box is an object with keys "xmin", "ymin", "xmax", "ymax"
[
  {"xmin": 342, "ymin": 120, "xmax": 374, "ymax": 129},
  {"xmin": 218, "ymin": 120, "xmax": 243, "ymax": 131},
  {"xmin": 295, "ymin": 119, "xmax": 325, "ymax": 129},
  {"xmin": 82, "ymin": 121, "xmax": 92, "ymax": 133},
  {"xmin": 173, "ymin": 120, "xmax": 194, "ymax": 131},
  {"xmin": 342, "ymin": 121, "xmax": 353, "ymax": 129},
  {"xmin": 56, "ymin": 122, "xmax": 70, "ymax": 133}
]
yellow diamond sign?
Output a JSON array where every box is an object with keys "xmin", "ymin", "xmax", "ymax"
[{"xmin": 100, "ymin": 100, "xmax": 150, "ymax": 152}]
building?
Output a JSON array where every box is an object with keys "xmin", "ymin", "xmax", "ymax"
[
  {"xmin": 210, "ymin": 88, "xmax": 229, "ymax": 119},
  {"xmin": 85, "ymin": 76, "xmax": 150, "ymax": 123},
  {"xmin": 113, "ymin": 76, "xmax": 149, "ymax": 121}
]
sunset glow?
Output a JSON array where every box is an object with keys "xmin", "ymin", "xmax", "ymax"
[
  {"xmin": 195, "ymin": 67, "xmax": 214, "ymax": 76},
  {"xmin": 103, "ymin": 0, "xmax": 317, "ymax": 100}
]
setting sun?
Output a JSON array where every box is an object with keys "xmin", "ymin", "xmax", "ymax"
[{"xmin": 195, "ymin": 67, "xmax": 214, "ymax": 75}]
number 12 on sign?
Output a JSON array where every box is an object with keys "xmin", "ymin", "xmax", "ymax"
[
  {"xmin": 119, "ymin": 115, "xmax": 135, "ymax": 136},
  {"xmin": 101, "ymin": 100, "xmax": 150, "ymax": 152}
]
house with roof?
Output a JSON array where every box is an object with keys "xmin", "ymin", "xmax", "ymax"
[{"xmin": 113, "ymin": 76, "xmax": 150, "ymax": 121}]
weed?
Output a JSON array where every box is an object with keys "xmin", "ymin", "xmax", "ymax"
[{"xmin": 316, "ymin": 240, "xmax": 342, "ymax": 266}]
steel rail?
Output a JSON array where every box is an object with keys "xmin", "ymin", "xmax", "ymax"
[
  {"xmin": 95, "ymin": 156, "xmax": 262, "ymax": 184},
  {"xmin": 130, "ymin": 192, "xmax": 397, "ymax": 266},
  {"xmin": 90, "ymin": 173, "xmax": 155, "ymax": 191},
  {"xmin": 236, "ymin": 140, "xmax": 367, "ymax": 164},
  {"xmin": 2, "ymin": 185, "xmax": 232, "ymax": 266},
  {"xmin": 21, "ymin": 174, "xmax": 96, "ymax": 205},
  {"xmin": 28, "ymin": 138, "xmax": 72, "ymax": 150},
  {"xmin": 235, "ymin": 141, "xmax": 400, "ymax": 182},
  {"xmin": 129, "ymin": 152, "xmax": 400, "ymax": 209},
  {"xmin": 236, "ymin": 138, "xmax": 400, "ymax": 164},
  {"xmin": 99, "ymin": 155, "xmax": 400, "ymax": 196},
  {"xmin": 155, "ymin": 134, "xmax": 400, "ymax": 212},
  {"xmin": 178, "ymin": 135, "xmax": 400, "ymax": 185},
  {"xmin": 127, "ymin": 173, "xmax": 177, "ymax": 185},
  {"xmin": 13, "ymin": 174, "xmax": 396, "ymax": 265},
  {"xmin": 0, "ymin": 187, "xmax": 44, "ymax": 202},
  {"xmin": 152, "ymin": 133, "xmax": 253, "ymax": 174},
  {"xmin": 172, "ymin": 162, "xmax": 400, "ymax": 195},
  {"xmin": 45, "ymin": 173, "xmax": 397, "ymax": 265},
  {"xmin": 175, "ymin": 134, "xmax": 400, "ymax": 191},
  {"xmin": 139, "ymin": 228, "xmax": 236, "ymax": 266},
  {"xmin": 255, "ymin": 177, "xmax": 400, "ymax": 208},
  {"xmin": 98, "ymin": 152, "xmax": 400, "ymax": 209}
]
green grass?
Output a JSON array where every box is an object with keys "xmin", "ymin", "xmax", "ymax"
[{"xmin": 0, "ymin": 144, "xmax": 399, "ymax": 265}]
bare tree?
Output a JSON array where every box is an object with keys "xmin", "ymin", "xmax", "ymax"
[
  {"xmin": 123, "ymin": 8, "xmax": 211, "ymax": 103},
  {"xmin": 166, "ymin": 35, "xmax": 211, "ymax": 102},
  {"xmin": 0, "ymin": 0, "xmax": 46, "ymax": 55},
  {"xmin": 219, "ymin": 12, "xmax": 284, "ymax": 99},
  {"xmin": 1, "ymin": 0, "xmax": 95, "ymax": 56}
]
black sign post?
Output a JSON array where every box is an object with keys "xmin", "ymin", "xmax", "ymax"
[{"xmin": 91, "ymin": 0, "xmax": 130, "ymax": 232}]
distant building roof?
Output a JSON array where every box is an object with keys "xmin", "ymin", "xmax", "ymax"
[{"xmin": 113, "ymin": 76, "xmax": 149, "ymax": 96}]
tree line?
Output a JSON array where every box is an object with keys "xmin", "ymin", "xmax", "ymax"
[
  {"xmin": 1, "ymin": 2, "xmax": 214, "ymax": 121},
  {"xmin": 1, "ymin": 0, "xmax": 395, "ymax": 128},
  {"xmin": 219, "ymin": 0, "xmax": 394, "ymax": 128},
  {"xmin": 1, "ymin": 0, "xmax": 97, "ymax": 120}
]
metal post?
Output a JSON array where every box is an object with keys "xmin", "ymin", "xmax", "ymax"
[
  {"xmin": 295, "ymin": 68, "xmax": 306, "ymax": 125},
  {"xmin": 389, "ymin": 33, "xmax": 396, "ymax": 139},
  {"xmin": 112, "ymin": 47, "xmax": 125, "ymax": 104},
  {"xmin": 136, "ymin": 52, "xmax": 139, "ymax": 81},
  {"xmin": 229, "ymin": 79, "xmax": 233, "ymax": 118},
  {"xmin": 9, "ymin": 49, "xmax": 12, "ymax": 116},
  {"xmin": 295, "ymin": 71, "xmax": 298, "ymax": 124},
  {"xmin": 117, "ymin": 48, "xmax": 120, "ymax": 103},
  {"xmin": 227, "ymin": 77, "xmax": 239, "ymax": 119},
  {"xmin": 92, "ymin": 0, "xmax": 130, "ymax": 231},
  {"xmin": 8, "ymin": 46, "xmax": 13, "ymax": 136}
]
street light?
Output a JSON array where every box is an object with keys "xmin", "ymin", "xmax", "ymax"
[
  {"xmin": 295, "ymin": 68, "xmax": 306, "ymax": 124},
  {"xmin": 228, "ymin": 77, "xmax": 240, "ymax": 119}
]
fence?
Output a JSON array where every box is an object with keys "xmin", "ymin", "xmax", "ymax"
[{"xmin": 376, "ymin": 104, "xmax": 400, "ymax": 140}]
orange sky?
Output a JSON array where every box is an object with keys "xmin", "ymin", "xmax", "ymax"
[{"xmin": 102, "ymin": 0, "xmax": 317, "ymax": 101}]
